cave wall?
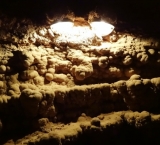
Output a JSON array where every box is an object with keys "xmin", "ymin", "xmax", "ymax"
[{"xmin": 0, "ymin": 0, "xmax": 160, "ymax": 144}]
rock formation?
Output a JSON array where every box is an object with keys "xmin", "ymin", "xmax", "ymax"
[{"xmin": 0, "ymin": 13, "xmax": 160, "ymax": 144}]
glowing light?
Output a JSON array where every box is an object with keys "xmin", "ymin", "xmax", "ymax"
[
  {"xmin": 50, "ymin": 22, "xmax": 74, "ymax": 35},
  {"xmin": 50, "ymin": 22, "xmax": 95, "ymax": 44},
  {"xmin": 90, "ymin": 21, "xmax": 114, "ymax": 37},
  {"xmin": 50, "ymin": 21, "xmax": 114, "ymax": 45}
]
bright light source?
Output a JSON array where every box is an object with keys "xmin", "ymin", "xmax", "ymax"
[
  {"xmin": 50, "ymin": 21, "xmax": 114, "ymax": 45},
  {"xmin": 50, "ymin": 22, "xmax": 74, "ymax": 35},
  {"xmin": 50, "ymin": 22, "xmax": 95, "ymax": 44},
  {"xmin": 90, "ymin": 21, "xmax": 114, "ymax": 37}
]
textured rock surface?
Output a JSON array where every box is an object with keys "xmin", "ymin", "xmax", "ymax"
[
  {"xmin": 0, "ymin": 13, "xmax": 160, "ymax": 144},
  {"xmin": 3, "ymin": 111, "xmax": 160, "ymax": 145}
]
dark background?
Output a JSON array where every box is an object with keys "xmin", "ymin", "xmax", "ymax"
[
  {"xmin": 0, "ymin": 0, "xmax": 160, "ymax": 36},
  {"xmin": 0, "ymin": 0, "xmax": 159, "ymax": 20}
]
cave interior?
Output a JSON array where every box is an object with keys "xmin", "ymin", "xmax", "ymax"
[{"xmin": 0, "ymin": 0, "xmax": 160, "ymax": 145}]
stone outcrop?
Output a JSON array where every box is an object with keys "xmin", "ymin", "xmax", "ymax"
[{"xmin": 0, "ymin": 14, "xmax": 160, "ymax": 144}]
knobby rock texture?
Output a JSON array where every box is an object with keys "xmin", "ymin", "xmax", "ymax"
[{"xmin": 0, "ymin": 12, "xmax": 160, "ymax": 144}]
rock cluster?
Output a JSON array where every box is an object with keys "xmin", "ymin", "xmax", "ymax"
[
  {"xmin": 5, "ymin": 111, "xmax": 160, "ymax": 145},
  {"xmin": 0, "ymin": 16, "xmax": 160, "ymax": 144}
]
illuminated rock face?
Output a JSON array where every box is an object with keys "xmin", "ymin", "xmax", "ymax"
[{"xmin": 0, "ymin": 16, "xmax": 160, "ymax": 144}]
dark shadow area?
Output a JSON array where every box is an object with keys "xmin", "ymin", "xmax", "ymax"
[
  {"xmin": 0, "ymin": 0, "xmax": 159, "ymax": 18},
  {"xmin": 74, "ymin": 123, "xmax": 160, "ymax": 145},
  {"xmin": 0, "ymin": 118, "xmax": 35, "ymax": 145},
  {"xmin": 0, "ymin": 0, "xmax": 160, "ymax": 37}
]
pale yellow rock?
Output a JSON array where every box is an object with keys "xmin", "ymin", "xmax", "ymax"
[
  {"xmin": 27, "ymin": 83, "xmax": 38, "ymax": 90},
  {"xmin": 56, "ymin": 60, "xmax": 72, "ymax": 71},
  {"xmin": 47, "ymin": 68, "xmax": 55, "ymax": 75},
  {"xmin": 48, "ymin": 28, "xmax": 54, "ymax": 37},
  {"xmin": 34, "ymin": 55, "xmax": 42, "ymax": 63},
  {"xmin": 98, "ymin": 56, "xmax": 108, "ymax": 68},
  {"xmin": 33, "ymin": 76, "xmax": 44, "ymax": 85},
  {"xmin": 105, "ymin": 66, "xmax": 122, "ymax": 78},
  {"xmin": 72, "ymin": 64, "xmax": 93, "ymax": 81},
  {"xmin": 52, "ymin": 74, "xmax": 69, "ymax": 83},
  {"xmin": 37, "ymin": 63, "xmax": 46, "ymax": 69},
  {"xmin": 41, "ymin": 56, "xmax": 48, "ymax": 64},
  {"xmin": 35, "ymin": 34, "xmax": 51, "ymax": 46},
  {"xmin": 123, "ymin": 55, "xmax": 132, "ymax": 65},
  {"xmin": 0, "ymin": 81, "xmax": 4, "ymax": 88},
  {"xmin": 21, "ymin": 51, "xmax": 34, "ymax": 67},
  {"xmin": 20, "ymin": 70, "xmax": 39, "ymax": 80},
  {"xmin": 45, "ymin": 73, "xmax": 54, "ymax": 81},
  {"xmin": 90, "ymin": 57, "xmax": 98, "ymax": 64},
  {"xmin": 19, "ymin": 84, "xmax": 28, "ymax": 91},
  {"xmin": 0, "ymin": 65, "xmax": 6, "ymax": 73},
  {"xmin": 137, "ymin": 52, "xmax": 148, "ymax": 63},
  {"xmin": 9, "ymin": 84, "xmax": 20, "ymax": 94},
  {"xmin": 38, "ymin": 69, "xmax": 47, "ymax": 75},
  {"xmin": 129, "ymin": 74, "xmax": 141, "ymax": 80},
  {"xmin": 151, "ymin": 77, "xmax": 160, "ymax": 88},
  {"xmin": 67, "ymin": 49, "xmax": 84, "ymax": 62},
  {"xmin": 0, "ymin": 95, "xmax": 11, "ymax": 104},
  {"xmin": 38, "ymin": 28, "xmax": 47, "ymax": 36},
  {"xmin": 48, "ymin": 58, "xmax": 57, "ymax": 65},
  {"xmin": 0, "ymin": 60, "xmax": 8, "ymax": 65},
  {"xmin": 148, "ymin": 49, "xmax": 155, "ymax": 55}
]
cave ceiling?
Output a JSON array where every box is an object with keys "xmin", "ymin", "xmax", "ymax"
[{"xmin": 0, "ymin": 0, "xmax": 160, "ymax": 37}]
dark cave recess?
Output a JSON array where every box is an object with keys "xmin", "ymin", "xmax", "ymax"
[
  {"xmin": 0, "ymin": 0, "xmax": 160, "ymax": 38},
  {"xmin": 0, "ymin": 0, "xmax": 159, "ymax": 19}
]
